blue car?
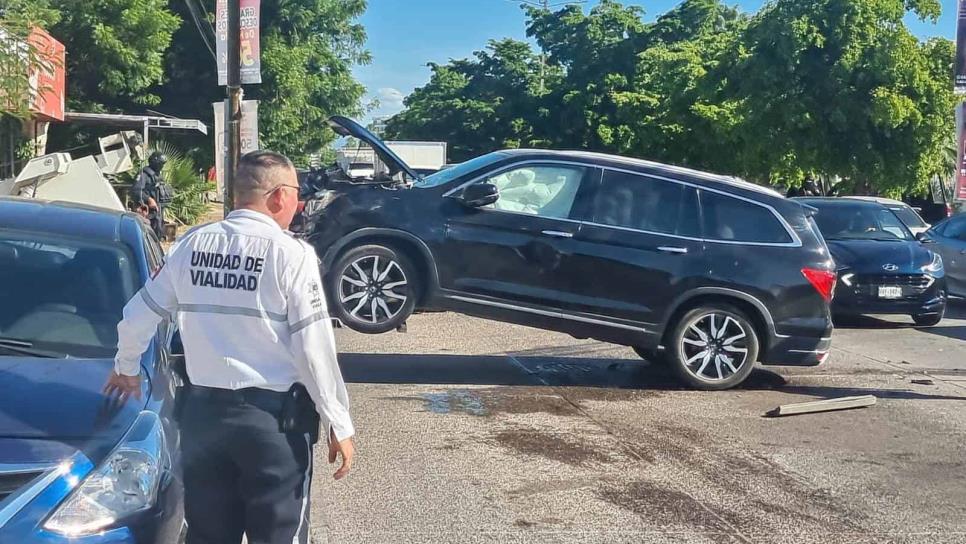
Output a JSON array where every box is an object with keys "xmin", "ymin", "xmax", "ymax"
[{"xmin": 0, "ymin": 197, "xmax": 184, "ymax": 542}]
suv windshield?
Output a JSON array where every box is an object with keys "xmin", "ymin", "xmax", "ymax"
[
  {"xmin": 413, "ymin": 152, "xmax": 509, "ymax": 188},
  {"xmin": 889, "ymin": 205, "xmax": 927, "ymax": 228},
  {"xmin": 0, "ymin": 233, "xmax": 137, "ymax": 358},
  {"xmin": 811, "ymin": 204, "xmax": 914, "ymax": 242}
]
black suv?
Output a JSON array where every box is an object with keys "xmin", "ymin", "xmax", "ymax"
[{"xmin": 300, "ymin": 117, "xmax": 836, "ymax": 389}]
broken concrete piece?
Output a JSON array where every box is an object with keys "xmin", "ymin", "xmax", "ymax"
[{"xmin": 766, "ymin": 395, "xmax": 876, "ymax": 417}]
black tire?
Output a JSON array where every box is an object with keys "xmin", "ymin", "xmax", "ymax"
[
  {"xmin": 912, "ymin": 311, "xmax": 943, "ymax": 327},
  {"xmin": 666, "ymin": 304, "xmax": 759, "ymax": 390},
  {"xmin": 328, "ymin": 244, "xmax": 419, "ymax": 334}
]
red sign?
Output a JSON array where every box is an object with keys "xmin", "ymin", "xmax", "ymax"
[{"xmin": 27, "ymin": 27, "xmax": 65, "ymax": 122}]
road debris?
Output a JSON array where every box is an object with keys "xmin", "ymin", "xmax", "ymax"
[{"xmin": 766, "ymin": 395, "xmax": 877, "ymax": 417}]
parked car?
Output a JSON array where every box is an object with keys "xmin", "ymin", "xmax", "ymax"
[
  {"xmin": 848, "ymin": 197, "xmax": 931, "ymax": 235},
  {"xmin": 0, "ymin": 197, "xmax": 184, "ymax": 542},
  {"xmin": 300, "ymin": 117, "xmax": 836, "ymax": 390},
  {"xmin": 796, "ymin": 197, "xmax": 947, "ymax": 326},
  {"xmin": 904, "ymin": 190, "xmax": 954, "ymax": 225},
  {"xmin": 921, "ymin": 213, "xmax": 966, "ymax": 298}
]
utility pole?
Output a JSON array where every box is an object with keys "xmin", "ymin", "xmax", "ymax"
[
  {"xmin": 225, "ymin": 0, "xmax": 242, "ymax": 215},
  {"xmin": 509, "ymin": 0, "xmax": 584, "ymax": 94}
]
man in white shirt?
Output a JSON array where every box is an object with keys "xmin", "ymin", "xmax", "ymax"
[{"xmin": 104, "ymin": 150, "xmax": 355, "ymax": 544}]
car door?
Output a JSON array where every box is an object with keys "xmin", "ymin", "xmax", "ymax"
[
  {"xmin": 930, "ymin": 216, "xmax": 966, "ymax": 296},
  {"xmin": 437, "ymin": 162, "xmax": 599, "ymax": 309},
  {"xmin": 562, "ymin": 168, "xmax": 705, "ymax": 327}
]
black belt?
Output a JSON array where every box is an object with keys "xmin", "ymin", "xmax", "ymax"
[{"xmin": 186, "ymin": 384, "xmax": 287, "ymax": 411}]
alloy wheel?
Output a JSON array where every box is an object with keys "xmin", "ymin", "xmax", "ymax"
[
  {"xmin": 339, "ymin": 255, "xmax": 409, "ymax": 324},
  {"xmin": 679, "ymin": 312, "xmax": 750, "ymax": 382}
]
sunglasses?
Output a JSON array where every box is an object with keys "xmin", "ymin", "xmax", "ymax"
[{"xmin": 264, "ymin": 184, "xmax": 300, "ymax": 196}]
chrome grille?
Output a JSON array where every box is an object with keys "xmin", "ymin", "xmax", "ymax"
[
  {"xmin": 0, "ymin": 470, "xmax": 44, "ymax": 504},
  {"xmin": 848, "ymin": 274, "xmax": 932, "ymax": 300}
]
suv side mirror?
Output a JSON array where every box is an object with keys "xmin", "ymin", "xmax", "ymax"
[
  {"xmin": 456, "ymin": 183, "xmax": 499, "ymax": 208},
  {"xmin": 916, "ymin": 232, "xmax": 934, "ymax": 243}
]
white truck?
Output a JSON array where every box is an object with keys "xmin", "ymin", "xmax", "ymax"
[
  {"xmin": 378, "ymin": 141, "xmax": 447, "ymax": 176},
  {"xmin": 337, "ymin": 140, "xmax": 446, "ymax": 180}
]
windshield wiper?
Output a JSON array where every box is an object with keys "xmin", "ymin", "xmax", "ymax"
[{"xmin": 0, "ymin": 338, "xmax": 68, "ymax": 358}]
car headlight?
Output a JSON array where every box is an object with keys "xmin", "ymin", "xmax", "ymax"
[
  {"xmin": 922, "ymin": 253, "xmax": 943, "ymax": 274},
  {"xmin": 44, "ymin": 411, "xmax": 168, "ymax": 536}
]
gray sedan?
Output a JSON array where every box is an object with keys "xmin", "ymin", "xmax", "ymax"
[{"xmin": 923, "ymin": 214, "xmax": 966, "ymax": 297}]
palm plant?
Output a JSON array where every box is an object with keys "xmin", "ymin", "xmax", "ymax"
[{"xmin": 150, "ymin": 141, "xmax": 212, "ymax": 225}]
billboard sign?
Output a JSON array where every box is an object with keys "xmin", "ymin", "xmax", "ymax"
[
  {"xmin": 216, "ymin": 0, "xmax": 262, "ymax": 86},
  {"xmin": 958, "ymin": 103, "xmax": 966, "ymax": 201}
]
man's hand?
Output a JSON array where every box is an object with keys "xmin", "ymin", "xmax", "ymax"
[
  {"xmin": 147, "ymin": 197, "xmax": 159, "ymax": 211},
  {"xmin": 103, "ymin": 371, "xmax": 141, "ymax": 403},
  {"xmin": 328, "ymin": 429, "xmax": 354, "ymax": 480}
]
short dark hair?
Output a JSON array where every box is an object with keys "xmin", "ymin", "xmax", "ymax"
[{"xmin": 234, "ymin": 150, "xmax": 296, "ymax": 202}]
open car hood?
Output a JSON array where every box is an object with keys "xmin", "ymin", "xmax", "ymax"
[{"xmin": 327, "ymin": 116, "xmax": 421, "ymax": 182}]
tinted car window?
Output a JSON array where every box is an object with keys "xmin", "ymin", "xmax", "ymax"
[
  {"xmin": 701, "ymin": 191, "xmax": 792, "ymax": 243},
  {"xmin": 0, "ymin": 234, "xmax": 137, "ymax": 357},
  {"xmin": 810, "ymin": 203, "xmax": 913, "ymax": 241},
  {"xmin": 593, "ymin": 171, "xmax": 699, "ymax": 237},
  {"xmin": 484, "ymin": 165, "xmax": 587, "ymax": 220},
  {"xmin": 941, "ymin": 216, "xmax": 966, "ymax": 241}
]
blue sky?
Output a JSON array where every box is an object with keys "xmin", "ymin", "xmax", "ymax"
[{"xmin": 354, "ymin": 0, "xmax": 958, "ymax": 123}]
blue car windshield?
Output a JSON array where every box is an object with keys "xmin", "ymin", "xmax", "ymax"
[
  {"xmin": 0, "ymin": 233, "xmax": 138, "ymax": 358},
  {"xmin": 413, "ymin": 152, "xmax": 509, "ymax": 188}
]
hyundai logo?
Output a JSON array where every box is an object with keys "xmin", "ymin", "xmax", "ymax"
[{"xmin": 882, "ymin": 264, "xmax": 899, "ymax": 272}]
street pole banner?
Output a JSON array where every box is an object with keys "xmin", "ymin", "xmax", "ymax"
[
  {"xmin": 957, "ymin": 0, "xmax": 966, "ymax": 94},
  {"xmin": 216, "ymin": 0, "xmax": 262, "ymax": 85},
  {"xmin": 213, "ymin": 100, "xmax": 260, "ymax": 200},
  {"xmin": 957, "ymin": 103, "xmax": 966, "ymax": 201}
]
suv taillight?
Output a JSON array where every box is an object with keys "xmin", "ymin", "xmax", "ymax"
[{"xmin": 802, "ymin": 268, "xmax": 836, "ymax": 302}]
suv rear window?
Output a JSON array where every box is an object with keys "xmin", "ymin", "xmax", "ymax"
[
  {"xmin": 593, "ymin": 171, "xmax": 700, "ymax": 237},
  {"xmin": 701, "ymin": 191, "xmax": 792, "ymax": 244}
]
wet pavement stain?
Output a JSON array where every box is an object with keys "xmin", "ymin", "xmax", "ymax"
[
  {"xmin": 622, "ymin": 420, "xmax": 869, "ymax": 536},
  {"xmin": 491, "ymin": 428, "xmax": 612, "ymax": 467},
  {"xmin": 421, "ymin": 390, "xmax": 487, "ymax": 416},
  {"xmin": 386, "ymin": 387, "xmax": 588, "ymax": 418},
  {"xmin": 597, "ymin": 480, "xmax": 737, "ymax": 541}
]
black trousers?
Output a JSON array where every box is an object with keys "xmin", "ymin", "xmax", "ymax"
[
  {"xmin": 148, "ymin": 207, "xmax": 165, "ymax": 240},
  {"xmin": 180, "ymin": 390, "xmax": 314, "ymax": 544}
]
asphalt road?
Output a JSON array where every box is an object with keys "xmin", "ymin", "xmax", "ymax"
[{"xmin": 309, "ymin": 303, "xmax": 966, "ymax": 544}]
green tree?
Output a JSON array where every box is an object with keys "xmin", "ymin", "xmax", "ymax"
[
  {"xmin": 0, "ymin": 0, "xmax": 61, "ymax": 119},
  {"xmin": 717, "ymin": 0, "xmax": 952, "ymax": 193},
  {"xmin": 385, "ymin": 38, "xmax": 548, "ymax": 161},
  {"xmin": 49, "ymin": 0, "xmax": 180, "ymax": 111},
  {"xmin": 159, "ymin": 0, "xmax": 370, "ymax": 164},
  {"xmin": 525, "ymin": 0, "xmax": 647, "ymax": 150}
]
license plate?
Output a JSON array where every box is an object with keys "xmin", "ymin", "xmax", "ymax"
[{"xmin": 877, "ymin": 286, "xmax": 902, "ymax": 299}]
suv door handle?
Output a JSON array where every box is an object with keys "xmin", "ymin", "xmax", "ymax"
[
  {"xmin": 658, "ymin": 246, "xmax": 688, "ymax": 254},
  {"xmin": 542, "ymin": 230, "xmax": 574, "ymax": 239}
]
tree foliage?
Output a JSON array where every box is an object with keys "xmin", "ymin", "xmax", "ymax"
[
  {"xmin": 158, "ymin": 0, "xmax": 370, "ymax": 164},
  {"xmin": 387, "ymin": 0, "xmax": 956, "ymax": 195},
  {"xmin": 3, "ymin": 0, "xmax": 368, "ymax": 166}
]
